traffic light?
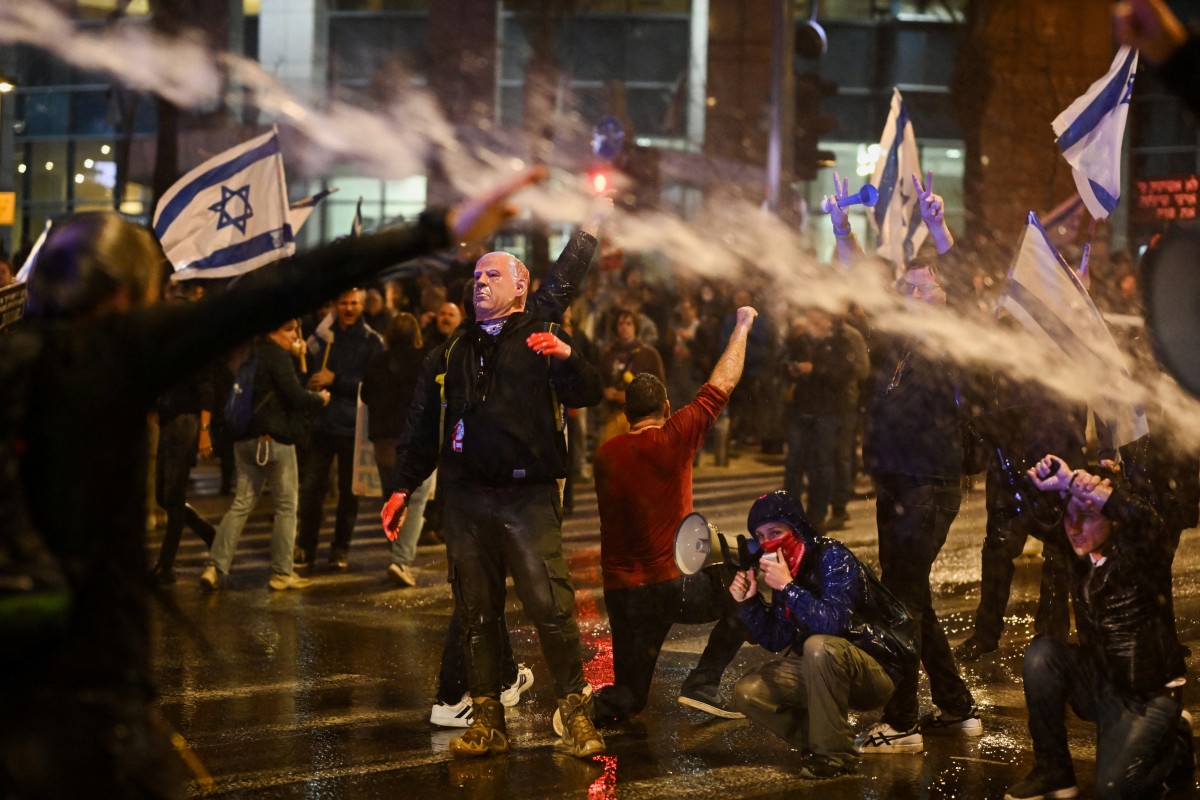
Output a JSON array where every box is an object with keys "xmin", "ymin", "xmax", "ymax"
[
  {"xmin": 794, "ymin": 73, "xmax": 838, "ymax": 181},
  {"xmin": 586, "ymin": 164, "xmax": 611, "ymax": 195}
]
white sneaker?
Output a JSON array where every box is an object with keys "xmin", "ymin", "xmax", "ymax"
[
  {"xmin": 500, "ymin": 664, "xmax": 535, "ymax": 708},
  {"xmin": 199, "ymin": 564, "xmax": 220, "ymax": 591},
  {"xmin": 857, "ymin": 722, "xmax": 924, "ymax": 753},
  {"xmin": 920, "ymin": 707, "xmax": 983, "ymax": 737},
  {"xmin": 268, "ymin": 572, "xmax": 313, "ymax": 591},
  {"xmin": 430, "ymin": 692, "xmax": 473, "ymax": 728}
]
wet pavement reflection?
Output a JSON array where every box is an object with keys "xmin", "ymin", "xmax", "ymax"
[{"xmin": 151, "ymin": 456, "xmax": 1196, "ymax": 798}]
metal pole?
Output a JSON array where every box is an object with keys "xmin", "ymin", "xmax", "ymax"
[
  {"xmin": 765, "ymin": 0, "xmax": 793, "ymax": 212},
  {"xmin": 687, "ymin": 0, "xmax": 710, "ymax": 148}
]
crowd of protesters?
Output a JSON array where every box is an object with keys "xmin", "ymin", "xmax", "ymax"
[{"xmin": 5, "ymin": 32, "xmax": 1200, "ymax": 788}]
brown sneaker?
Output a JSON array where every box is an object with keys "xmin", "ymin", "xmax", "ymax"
[
  {"xmin": 556, "ymin": 690, "xmax": 605, "ymax": 758},
  {"xmin": 449, "ymin": 698, "xmax": 509, "ymax": 758}
]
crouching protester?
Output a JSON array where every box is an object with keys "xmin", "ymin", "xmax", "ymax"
[
  {"xmin": 1005, "ymin": 456, "xmax": 1195, "ymax": 800},
  {"xmin": 730, "ymin": 491, "xmax": 918, "ymax": 779}
]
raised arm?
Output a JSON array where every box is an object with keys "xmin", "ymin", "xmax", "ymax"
[
  {"xmin": 912, "ymin": 171, "xmax": 954, "ymax": 255},
  {"xmin": 708, "ymin": 306, "xmax": 758, "ymax": 395},
  {"xmin": 821, "ymin": 171, "xmax": 865, "ymax": 266}
]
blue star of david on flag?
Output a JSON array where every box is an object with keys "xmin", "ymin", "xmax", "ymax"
[
  {"xmin": 154, "ymin": 128, "xmax": 296, "ymax": 279},
  {"xmin": 208, "ymin": 185, "xmax": 254, "ymax": 234}
]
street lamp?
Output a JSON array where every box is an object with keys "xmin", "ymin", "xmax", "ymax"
[{"xmin": 0, "ymin": 72, "xmax": 14, "ymax": 93}]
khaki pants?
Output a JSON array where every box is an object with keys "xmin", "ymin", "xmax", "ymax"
[{"xmin": 733, "ymin": 635, "xmax": 894, "ymax": 766}]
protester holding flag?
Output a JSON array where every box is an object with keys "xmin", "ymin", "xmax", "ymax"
[
  {"xmin": 823, "ymin": 170, "xmax": 953, "ymax": 266},
  {"xmin": 0, "ymin": 164, "xmax": 542, "ymax": 798},
  {"xmin": 825, "ymin": 167, "xmax": 984, "ymax": 753},
  {"xmin": 866, "ymin": 89, "xmax": 936, "ymax": 270},
  {"xmin": 294, "ymin": 288, "xmax": 384, "ymax": 572}
]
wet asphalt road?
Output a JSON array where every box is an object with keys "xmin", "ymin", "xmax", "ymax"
[{"xmin": 149, "ymin": 454, "xmax": 1200, "ymax": 799}]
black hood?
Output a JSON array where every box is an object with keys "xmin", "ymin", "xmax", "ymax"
[{"xmin": 746, "ymin": 490, "xmax": 819, "ymax": 542}]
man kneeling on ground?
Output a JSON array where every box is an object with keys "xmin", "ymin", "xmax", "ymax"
[
  {"xmin": 731, "ymin": 491, "xmax": 918, "ymax": 778},
  {"xmin": 1004, "ymin": 455, "xmax": 1195, "ymax": 800}
]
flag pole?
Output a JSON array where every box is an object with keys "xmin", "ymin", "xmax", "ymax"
[{"xmin": 1078, "ymin": 217, "xmax": 1098, "ymax": 290}]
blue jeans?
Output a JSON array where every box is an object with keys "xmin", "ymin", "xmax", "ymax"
[
  {"xmin": 390, "ymin": 474, "xmax": 432, "ymax": 567},
  {"xmin": 1024, "ymin": 637, "xmax": 1185, "ymax": 798},
  {"xmin": 209, "ymin": 438, "xmax": 300, "ymax": 577}
]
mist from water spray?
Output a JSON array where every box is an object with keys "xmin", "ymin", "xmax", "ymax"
[{"xmin": 5, "ymin": 0, "xmax": 1200, "ymax": 457}]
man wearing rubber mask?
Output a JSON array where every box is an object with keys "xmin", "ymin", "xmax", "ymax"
[
  {"xmin": 729, "ymin": 491, "xmax": 917, "ymax": 779},
  {"xmin": 382, "ymin": 221, "xmax": 607, "ymax": 759}
]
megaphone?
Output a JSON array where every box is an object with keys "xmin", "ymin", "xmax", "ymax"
[
  {"xmin": 1143, "ymin": 222, "xmax": 1200, "ymax": 398},
  {"xmin": 673, "ymin": 512, "xmax": 763, "ymax": 575},
  {"xmin": 836, "ymin": 184, "xmax": 879, "ymax": 209}
]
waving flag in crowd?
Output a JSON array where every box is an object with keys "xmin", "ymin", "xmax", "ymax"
[
  {"xmin": 351, "ymin": 196, "xmax": 364, "ymax": 237},
  {"xmin": 1052, "ymin": 46, "xmax": 1138, "ymax": 220},
  {"xmin": 153, "ymin": 128, "xmax": 294, "ymax": 280},
  {"xmin": 1040, "ymin": 194, "xmax": 1086, "ymax": 251},
  {"xmin": 870, "ymin": 88, "xmax": 928, "ymax": 270},
  {"xmin": 288, "ymin": 186, "xmax": 337, "ymax": 235},
  {"xmin": 999, "ymin": 211, "xmax": 1148, "ymax": 447}
]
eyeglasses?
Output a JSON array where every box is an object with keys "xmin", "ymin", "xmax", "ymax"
[{"xmin": 901, "ymin": 281, "xmax": 943, "ymax": 298}]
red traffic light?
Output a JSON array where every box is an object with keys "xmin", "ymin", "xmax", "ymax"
[{"xmin": 589, "ymin": 169, "xmax": 609, "ymax": 194}]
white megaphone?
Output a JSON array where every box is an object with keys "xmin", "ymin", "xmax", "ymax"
[
  {"xmin": 673, "ymin": 512, "xmax": 764, "ymax": 575},
  {"xmin": 674, "ymin": 512, "xmax": 723, "ymax": 575}
]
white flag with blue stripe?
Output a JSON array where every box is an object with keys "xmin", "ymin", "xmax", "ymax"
[
  {"xmin": 1052, "ymin": 46, "xmax": 1138, "ymax": 220},
  {"xmin": 998, "ymin": 211, "xmax": 1148, "ymax": 447},
  {"xmin": 869, "ymin": 88, "xmax": 927, "ymax": 270},
  {"xmin": 153, "ymin": 129, "xmax": 294, "ymax": 279}
]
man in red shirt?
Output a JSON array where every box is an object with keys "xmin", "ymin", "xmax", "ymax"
[{"xmin": 592, "ymin": 305, "xmax": 759, "ymax": 722}]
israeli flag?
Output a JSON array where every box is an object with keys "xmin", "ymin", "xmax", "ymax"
[
  {"xmin": 153, "ymin": 128, "xmax": 294, "ymax": 279},
  {"xmin": 1052, "ymin": 46, "xmax": 1138, "ymax": 220},
  {"xmin": 869, "ymin": 88, "xmax": 928, "ymax": 270},
  {"xmin": 14, "ymin": 220, "xmax": 51, "ymax": 284},
  {"xmin": 998, "ymin": 212, "xmax": 1148, "ymax": 447},
  {"xmin": 288, "ymin": 186, "xmax": 337, "ymax": 235},
  {"xmin": 351, "ymin": 196, "xmax": 364, "ymax": 237}
]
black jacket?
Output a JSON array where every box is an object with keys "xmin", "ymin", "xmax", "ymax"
[
  {"xmin": 306, "ymin": 317, "xmax": 384, "ymax": 438},
  {"xmin": 863, "ymin": 338, "xmax": 964, "ymax": 481},
  {"xmin": 2, "ymin": 212, "xmax": 450, "ymax": 694},
  {"xmin": 785, "ymin": 330, "xmax": 856, "ymax": 415},
  {"xmin": 388, "ymin": 230, "xmax": 600, "ymax": 492},
  {"xmin": 361, "ymin": 344, "xmax": 425, "ymax": 441},
  {"xmin": 156, "ymin": 361, "xmax": 214, "ymax": 423},
  {"xmin": 394, "ymin": 313, "xmax": 602, "ymax": 490},
  {"xmin": 1052, "ymin": 485, "xmax": 1181, "ymax": 698},
  {"xmin": 243, "ymin": 339, "xmax": 327, "ymax": 445}
]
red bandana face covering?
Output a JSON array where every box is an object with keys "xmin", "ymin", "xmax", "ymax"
[{"xmin": 759, "ymin": 529, "xmax": 806, "ymax": 575}]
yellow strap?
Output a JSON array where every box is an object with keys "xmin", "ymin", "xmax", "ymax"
[{"xmin": 437, "ymin": 336, "xmax": 459, "ymax": 452}]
